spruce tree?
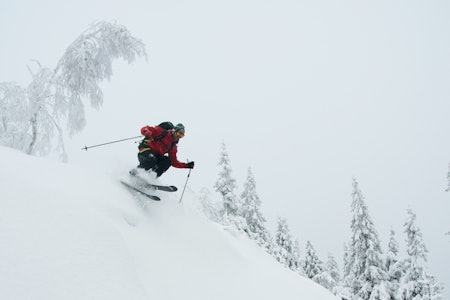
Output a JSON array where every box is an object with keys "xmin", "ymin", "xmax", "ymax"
[
  {"xmin": 398, "ymin": 209, "xmax": 444, "ymax": 300},
  {"xmin": 214, "ymin": 142, "xmax": 239, "ymax": 219},
  {"xmin": 342, "ymin": 243, "xmax": 352, "ymax": 286},
  {"xmin": 404, "ymin": 209, "xmax": 428, "ymax": 263},
  {"xmin": 240, "ymin": 167, "xmax": 270, "ymax": 247},
  {"xmin": 339, "ymin": 243, "xmax": 354, "ymax": 299},
  {"xmin": 345, "ymin": 179, "xmax": 388, "ymax": 300},
  {"xmin": 302, "ymin": 241, "xmax": 336, "ymax": 291},
  {"xmin": 385, "ymin": 229, "xmax": 403, "ymax": 299},
  {"xmin": 273, "ymin": 217, "xmax": 299, "ymax": 271},
  {"xmin": 325, "ymin": 254, "xmax": 341, "ymax": 289},
  {"xmin": 302, "ymin": 240, "xmax": 323, "ymax": 279}
]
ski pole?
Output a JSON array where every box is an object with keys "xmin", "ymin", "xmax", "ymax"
[
  {"xmin": 81, "ymin": 135, "xmax": 142, "ymax": 151},
  {"xmin": 179, "ymin": 165, "xmax": 192, "ymax": 203}
]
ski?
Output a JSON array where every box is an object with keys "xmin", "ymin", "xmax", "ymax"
[
  {"xmin": 121, "ymin": 180, "xmax": 161, "ymax": 201},
  {"xmin": 128, "ymin": 169, "xmax": 178, "ymax": 192},
  {"xmin": 144, "ymin": 183, "xmax": 178, "ymax": 192}
]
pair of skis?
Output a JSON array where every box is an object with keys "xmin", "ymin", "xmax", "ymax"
[{"xmin": 121, "ymin": 179, "xmax": 177, "ymax": 201}]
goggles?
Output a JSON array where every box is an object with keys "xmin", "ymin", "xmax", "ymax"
[{"xmin": 176, "ymin": 131, "xmax": 185, "ymax": 138}]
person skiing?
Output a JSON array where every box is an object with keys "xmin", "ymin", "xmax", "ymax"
[{"xmin": 136, "ymin": 122, "xmax": 194, "ymax": 177}]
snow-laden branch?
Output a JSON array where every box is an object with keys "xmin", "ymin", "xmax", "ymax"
[
  {"xmin": 0, "ymin": 21, "xmax": 147, "ymax": 159},
  {"xmin": 55, "ymin": 21, "xmax": 147, "ymax": 136}
]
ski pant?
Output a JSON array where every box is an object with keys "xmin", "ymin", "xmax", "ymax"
[{"xmin": 137, "ymin": 151, "xmax": 172, "ymax": 177}]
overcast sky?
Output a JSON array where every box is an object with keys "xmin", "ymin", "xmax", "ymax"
[{"xmin": 1, "ymin": 0, "xmax": 449, "ymax": 295}]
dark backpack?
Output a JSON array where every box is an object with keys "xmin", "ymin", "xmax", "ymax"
[
  {"xmin": 157, "ymin": 122, "xmax": 174, "ymax": 131},
  {"xmin": 151, "ymin": 121, "xmax": 174, "ymax": 142}
]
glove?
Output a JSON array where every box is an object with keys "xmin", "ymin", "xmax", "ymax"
[
  {"xmin": 141, "ymin": 126, "xmax": 153, "ymax": 138},
  {"xmin": 186, "ymin": 161, "xmax": 195, "ymax": 169}
]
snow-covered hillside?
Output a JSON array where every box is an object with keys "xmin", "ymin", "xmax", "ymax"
[{"xmin": 0, "ymin": 146, "xmax": 338, "ymax": 300}]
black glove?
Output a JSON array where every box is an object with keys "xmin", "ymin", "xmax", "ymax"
[{"xmin": 186, "ymin": 161, "xmax": 195, "ymax": 169}]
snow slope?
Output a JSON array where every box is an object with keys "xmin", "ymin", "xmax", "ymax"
[{"xmin": 0, "ymin": 146, "xmax": 338, "ymax": 300}]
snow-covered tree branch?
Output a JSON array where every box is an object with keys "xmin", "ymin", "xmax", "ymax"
[
  {"xmin": 0, "ymin": 21, "xmax": 147, "ymax": 160},
  {"xmin": 54, "ymin": 21, "xmax": 147, "ymax": 136},
  {"xmin": 0, "ymin": 82, "xmax": 29, "ymax": 152}
]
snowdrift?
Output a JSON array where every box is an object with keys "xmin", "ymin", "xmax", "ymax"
[{"xmin": 0, "ymin": 146, "xmax": 338, "ymax": 300}]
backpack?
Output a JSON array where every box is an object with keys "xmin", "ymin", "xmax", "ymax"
[
  {"xmin": 151, "ymin": 121, "xmax": 174, "ymax": 142},
  {"xmin": 138, "ymin": 121, "xmax": 175, "ymax": 151},
  {"xmin": 157, "ymin": 121, "xmax": 174, "ymax": 131}
]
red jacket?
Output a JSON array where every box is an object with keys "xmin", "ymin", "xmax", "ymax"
[{"xmin": 139, "ymin": 126, "xmax": 188, "ymax": 168}]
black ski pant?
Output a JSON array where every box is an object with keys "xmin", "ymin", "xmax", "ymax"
[{"xmin": 137, "ymin": 151, "xmax": 172, "ymax": 177}]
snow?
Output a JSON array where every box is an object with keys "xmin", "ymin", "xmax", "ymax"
[{"xmin": 0, "ymin": 146, "xmax": 338, "ymax": 300}]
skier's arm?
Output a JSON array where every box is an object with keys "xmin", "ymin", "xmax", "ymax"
[{"xmin": 168, "ymin": 146, "xmax": 188, "ymax": 169}]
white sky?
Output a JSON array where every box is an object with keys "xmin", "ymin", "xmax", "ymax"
[{"xmin": 1, "ymin": 0, "xmax": 449, "ymax": 295}]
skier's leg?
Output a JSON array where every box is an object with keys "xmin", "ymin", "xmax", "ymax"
[
  {"xmin": 137, "ymin": 152, "xmax": 157, "ymax": 171},
  {"xmin": 154, "ymin": 156, "xmax": 172, "ymax": 177}
]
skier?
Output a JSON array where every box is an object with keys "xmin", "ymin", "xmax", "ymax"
[{"xmin": 135, "ymin": 122, "xmax": 194, "ymax": 177}]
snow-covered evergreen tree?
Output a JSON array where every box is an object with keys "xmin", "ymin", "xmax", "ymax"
[
  {"xmin": 342, "ymin": 243, "xmax": 352, "ymax": 285},
  {"xmin": 369, "ymin": 283, "xmax": 391, "ymax": 300},
  {"xmin": 0, "ymin": 21, "xmax": 146, "ymax": 160},
  {"xmin": 302, "ymin": 240, "xmax": 323, "ymax": 279},
  {"xmin": 398, "ymin": 209, "xmax": 444, "ymax": 300},
  {"xmin": 339, "ymin": 243, "xmax": 354, "ymax": 299},
  {"xmin": 240, "ymin": 167, "xmax": 270, "ymax": 247},
  {"xmin": 423, "ymin": 274, "xmax": 445, "ymax": 300},
  {"xmin": 302, "ymin": 241, "xmax": 336, "ymax": 291},
  {"xmin": 385, "ymin": 229, "xmax": 403, "ymax": 299},
  {"xmin": 272, "ymin": 217, "xmax": 299, "ymax": 271},
  {"xmin": 293, "ymin": 239, "xmax": 302, "ymax": 274},
  {"xmin": 386, "ymin": 229, "xmax": 400, "ymax": 274},
  {"xmin": 404, "ymin": 209, "xmax": 428, "ymax": 264},
  {"xmin": 345, "ymin": 179, "xmax": 388, "ymax": 300},
  {"xmin": 214, "ymin": 142, "xmax": 240, "ymax": 219},
  {"xmin": 325, "ymin": 254, "xmax": 341, "ymax": 289}
]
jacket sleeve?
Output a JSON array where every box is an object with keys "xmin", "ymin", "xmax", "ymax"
[
  {"xmin": 168, "ymin": 146, "xmax": 188, "ymax": 168},
  {"xmin": 141, "ymin": 126, "xmax": 154, "ymax": 138}
]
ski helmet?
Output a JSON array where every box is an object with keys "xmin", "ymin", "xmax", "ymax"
[{"xmin": 174, "ymin": 123, "xmax": 185, "ymax": 135}]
